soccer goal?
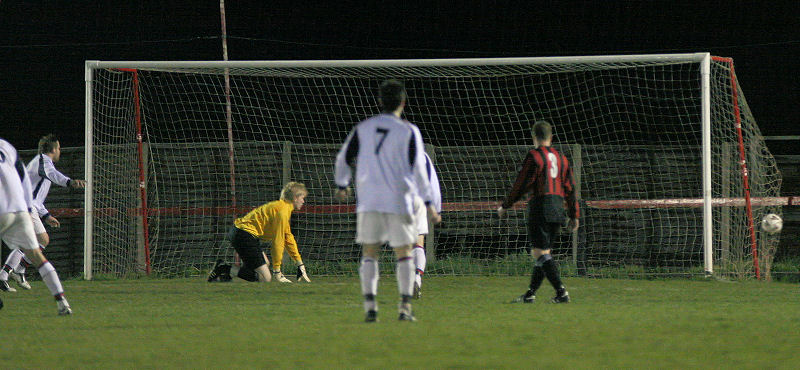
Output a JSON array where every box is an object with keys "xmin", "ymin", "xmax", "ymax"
[{"xmin": 84, "ymin": 53, "xmax": 782, "ymax": 280}]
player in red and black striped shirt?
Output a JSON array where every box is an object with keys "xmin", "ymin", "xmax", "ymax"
[{"xmin": 498, "ymin": 120, "xmax": 579, "ymax": 304}]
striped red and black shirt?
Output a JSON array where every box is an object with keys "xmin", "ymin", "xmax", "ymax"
[{"xmin": 501, "ymin": 146, "xmax": 579, "ymax": 220}]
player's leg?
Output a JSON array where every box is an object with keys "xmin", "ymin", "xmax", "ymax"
[
  {"xmin": 0, "ymin": 247, "xmax": 23, "ymax": 291},
  {"xmin": 207, "ymin": 258, "xmax": 224, "ymax": 282},
  {"xmin": 360, "ymin": 242, "xmax": 381, "ymax": 321},
  {"xmin": 230, "ymin": 228, "xmax": 271, "ymax": 283},
  {"xmin": 269, "ymin": 240, "xmax": 292, "ymax": 283},
  {"xmin": 2, "ymin": 214, "xmax": 45, "ymax": 289},
  {"xmin": 1, "ymin": 212, "xmax": 71, "ymax": 314},
  {"xmin": 14, "ymin": 253, "xmax": 31, "ymax": 275},
  {"xmin": 209, "ymin": 227, "xmax": 238, "ymax": 282},
  {"xmin": 411, "ymin": 196, "xmax": 427, "ymax": 299},
  {"xmin": 538, "ymin": 223, "xmax": 569, "ymax": 303},
  {"xmin": 356, "ymin": 212, "xmax": 383, "ymax": 322},
  {"xmin": 388, "ymin": 213, "xmax": 418, "ymax": 321},
  {"xmin": 231, "ymin": 258, "xmax": 260, "ymax": 282},
  {"xmin": 393, "ymin": 244, "xmax": 416, "ymax": 321},
  {"xmin": 5, "ymin": 249, "xmax": 30, "ymax": 289},
  {"xmin": 412, "ymin": 235, "xmax": 425, "ymax": 299},
  {"xmin": 514, "ymin": 221, "xmax": 548, "ymax": 303},
  {"xmin": 255, "ymin": 252, "xmax": 273, "ymax": 282},
  {"xmin": 24, "ymin": 247, "xmax": 72, "ymax": 314}
]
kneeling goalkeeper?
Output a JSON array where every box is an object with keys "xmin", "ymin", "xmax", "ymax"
[{"xmin": 208, "ymin": 182, "xmax": 311, "ymax": 283}]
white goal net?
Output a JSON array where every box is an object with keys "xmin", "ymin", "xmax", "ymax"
[{"xmin": 84, "ymin": 54, "xmax": 781, "ymax": 279}]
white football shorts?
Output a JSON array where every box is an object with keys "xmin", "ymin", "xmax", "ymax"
[
  {"xmin": 30, "ymin": 212, "xmax": 46, "ymax": 234},
  {"xmin": 356, "ymin": 212, "xmax": 418, "ymax": 247},
  {"xmin": 0, "ymin": 211, "xmax": 40, "ymax": 250},
  {"xmin": 413, "ymin": 196, "xmax": 428, "ymax": 235}
]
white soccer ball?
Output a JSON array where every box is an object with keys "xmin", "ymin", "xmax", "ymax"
[{"xmin": 761, "ymin": 213, "xmax": 783, "ymax": 234}]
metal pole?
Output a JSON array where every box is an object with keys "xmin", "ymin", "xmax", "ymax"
[
  {"xmin": 83, "ymin": 62, "xmax": 94, "ymax": 280},
  {"xmin": 220, "ymin": 0, "xmax": 236, "ymax": 209},
  {"xmin": 701, "ymin": 53, "xmax": 713, "ymax": 276}
]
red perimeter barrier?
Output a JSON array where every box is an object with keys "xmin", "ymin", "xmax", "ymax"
[{"xmin": 49, "ymin": 196, "xmax": 798, "ymax": 218}]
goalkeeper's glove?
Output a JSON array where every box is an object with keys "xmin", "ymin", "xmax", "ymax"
[{"xmin": 296, "ymin": 264, "xmax": 311, "ymax": 282}]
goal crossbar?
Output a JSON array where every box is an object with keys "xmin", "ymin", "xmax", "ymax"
[{"xmin": 86, "ymin": 53, "xmax": 709, "ymax": 70}]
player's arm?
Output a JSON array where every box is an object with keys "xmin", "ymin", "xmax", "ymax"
[
  {"xmin": 15, "ymin": 158, "xmax": 35, "ymax": 212},
  {"xmin": 562, "ymin": 154, "xmax": 580, "ymax": 231},
  {"xmin": 42, "ymin": 157, "xmax": 82, "ymax": 188},
  {"xmin": 38, "ymin": 205, "xmax": 60, "ymax": 228},
  {"xmin": 334, "ymin": 128, "xmax": 359, "ymax": 200},
  {"xmin": 498, "ymin": 152, "xmax": 535, "ymax": 218},
  {"xmin": 283, "ymin": 218, "xmax": 302, "ymax": 264},
  {"xmin": 284, "ymin": 228, "xmax": 310, "ymax": 282},
  {"xmin": 30, "ymin": 198, "xmax": 60, "ymax": 228},
  {"xmin": 272, "ymin": 209, "xmax": 311, "ymax": 282},
  {"xmin": 268, "ymin": 210, "xmax": 286, "ymax": 257}
]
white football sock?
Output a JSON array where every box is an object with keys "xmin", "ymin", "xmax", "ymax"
[
  {"xmin": 15, "ymin": 253, "xmax": 31, "ymax": 275},
  {"xmin": 412, "ymin": 245, "xmax": 426, "ymax": 287},
  {"xmin": 396, "ymin": 257, "xmax": 414, "ymax": 297},
  {"xmin": 359, "ymin": 257, "xmax": 379, "ymax": 297},
  {"xmin": 1, "ymin": 249, "xmax": 24, "ymax": 280},
  {"xmin": 37, "ymin": 261, "xmax": 65, "ymax": 298}
]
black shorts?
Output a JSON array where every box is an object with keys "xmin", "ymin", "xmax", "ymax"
[
  {"xmin": 527, "ymin": 221, "xmax": 561, "ymax": 251},
  {"xmin": 230, "ymin": 227, "xmax": 267, "ymax": 270}
]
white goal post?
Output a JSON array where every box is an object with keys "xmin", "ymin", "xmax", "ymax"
[{"xmin": 84, "ymin": 53, "xmax": 781, "ymax": 280}]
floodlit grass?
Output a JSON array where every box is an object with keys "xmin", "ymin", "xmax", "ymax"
[{"xmin": 2, "ymin": 276, "xmax": 799, "ymax": 368}]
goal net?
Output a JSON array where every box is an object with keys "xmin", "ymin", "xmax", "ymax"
[{"xmin": 84, "ymin": 54, "xmax": 782, "ymax": 279}]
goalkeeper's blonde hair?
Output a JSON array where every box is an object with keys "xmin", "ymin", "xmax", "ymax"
[{"xmin": 281, "ymin": 181, "xmax": 308, "ymax": 202}]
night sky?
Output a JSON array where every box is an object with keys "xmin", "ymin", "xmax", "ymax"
[{"xmin": 1, "ymin": 1, "xmax": 798, "ymax": 151}]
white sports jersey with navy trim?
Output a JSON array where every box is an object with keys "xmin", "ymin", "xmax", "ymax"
[
  {"xmin": 335, "ymin": 114, "xmax": 432, "ymax": 216},
  {"xmin": 0, "ymin": 139, "xmax": 34, "ymax": 215},
  {"xmin": 27, "ymin": 153, "xmax": 71, "ymax": 218}
]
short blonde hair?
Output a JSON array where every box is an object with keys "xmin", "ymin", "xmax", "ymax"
[{"xmin": 280, "ymin": 181, "xmax": 308, "ymax": 202}]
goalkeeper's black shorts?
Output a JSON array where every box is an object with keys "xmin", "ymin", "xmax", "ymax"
[{"xmin": 230, "ymin": 227, "xmax": 267, "ymax": 270}]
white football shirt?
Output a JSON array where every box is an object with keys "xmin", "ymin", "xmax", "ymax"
[
  {"xmin": 27, "ymin": 153, "xmax": 72, "ymax": 218},
  {"xmin": 0, "ymin": 139, "xmax": 34, "ymax": 215},
  {"xmin": 335, "ymin": 113, "xmax": 432, "ymax": 216}
]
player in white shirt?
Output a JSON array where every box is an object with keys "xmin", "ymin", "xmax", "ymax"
[
  {"xmin": 335, "ymin": 79, "xmax": 441, "ymax": 322},
  {"xmin": 0, "ymin": 138, "xmax": 72, "ymax": 314},
  {"xmin": 0, "ymin": 134, "xmax": 85, "ymax": 291},
  {"xmin": 412, "ymin": 152, "xmax": 441, "ymax": 299}
]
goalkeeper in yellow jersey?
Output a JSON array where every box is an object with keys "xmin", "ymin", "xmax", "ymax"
[{"xmin": 208, "ymin": 182, "xmax": 311, "ymax": 283}]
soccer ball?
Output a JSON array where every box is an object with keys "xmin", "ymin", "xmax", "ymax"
[{"xmin": 760, "ymin": 213, "xmax": 783, "ymax": 234}]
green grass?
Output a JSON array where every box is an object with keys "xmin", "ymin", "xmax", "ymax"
[{"xmin": 2, "ymin": 276, "xmax": 799, "ymax": 369}]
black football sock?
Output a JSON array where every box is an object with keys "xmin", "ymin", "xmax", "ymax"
[
  {"xmin": 219, "ymin": 264, "xmax": 232, "ymax": 281},
  {"xmin": 237, "ymin": 266, "xmax": 258, "ymax": 282},
  {"xmin": 540, "ymin": 254, "xmax": 565, "ymax": 294},
  {"xmin": 528, "ymin": 266, "xmax": 545, "ymax": 296}
]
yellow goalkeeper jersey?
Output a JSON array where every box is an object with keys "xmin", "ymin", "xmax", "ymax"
[{"xmin": 234, "ymin": 199, "xmax": 297, "ymax": 251}]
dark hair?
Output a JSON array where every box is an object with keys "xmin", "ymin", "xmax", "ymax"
[
  {"xmin": 38, "ymin": 134, "xmax": 59, "ymax": 154},
  {"xmin": 531, "ymin": 120, "xmax": 553, "ymax": 141},
  {"xmin": 379, "ymin": 79, "xmax": 406, "ymax": 112}
]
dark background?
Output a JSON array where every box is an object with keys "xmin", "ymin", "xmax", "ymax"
[{"xmin": 1, "ymin": 1, "xmax": 798, "ymax": 150}]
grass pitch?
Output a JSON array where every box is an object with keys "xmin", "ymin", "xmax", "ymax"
[{"xmin": 2, "ymin": 276, "xmax": 799, "ymax": 369}]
